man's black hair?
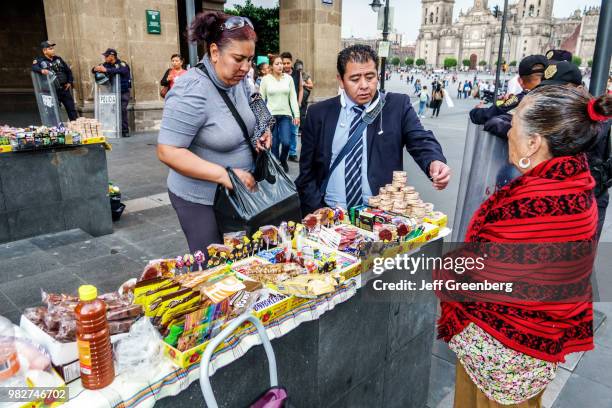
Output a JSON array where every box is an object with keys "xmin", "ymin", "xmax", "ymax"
[
  {"xmin": 280, "ymin": 52, "xmax": 293, "ymax": 60},
  {"xmin": 337, "ymin": 44, "xmax": 378, "ymax": 78}
]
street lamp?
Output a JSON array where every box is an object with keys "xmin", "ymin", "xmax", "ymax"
[
  {"xmin": 369, "ymin": 0, "xmax": 382, "ymax": 12},
  {"xmin": 370, "ymin": 0, "xmax": 390, "ymax": 91}
]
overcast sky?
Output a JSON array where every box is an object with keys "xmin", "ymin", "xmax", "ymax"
[{"xmin": 227, "ymin": 0, "xmax": 602, "ymax": 42}]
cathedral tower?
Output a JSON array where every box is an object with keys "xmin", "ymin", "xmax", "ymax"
[{"xmin": 417, "ymin": 0, "xmax": 455, "ymax": 66}]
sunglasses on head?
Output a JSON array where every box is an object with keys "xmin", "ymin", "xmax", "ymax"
[{"xmin": 222, "ymin": 16, "xmax": 254, "ymax": 31}]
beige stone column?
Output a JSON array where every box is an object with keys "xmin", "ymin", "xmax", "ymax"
[
  {"xmin": 203, "ymin": 0, "xmax": 226, "ymax": 11},
  {"xmin": 280, "ymin": 0, "xmax": 342, "ymax": 101},
  {"xmin": 43, "ymin": 0, "xmax": 180, "ymax": 131}
]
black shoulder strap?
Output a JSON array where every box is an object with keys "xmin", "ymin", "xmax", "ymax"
[{"xmin": 196, "ymin": 63, "xmax": 256, "ymax": 160}]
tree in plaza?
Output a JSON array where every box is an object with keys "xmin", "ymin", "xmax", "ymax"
[
  {"xmin": 509, "ymin": 61, "xmax": 517, "ymax": 67},
  {"xmin": 443, "ymin": 57, "xmax": 457, "ymax": 69},
  {"xmin": 225, "ymin": 0, "xmax": 279, "ymax": 56},
  {"xmin": 391, "ymin": 56, "xmax": 401, "ymax": 66},
  {"xmin": 478, "ymin": 60, "xmax": 487, "ymax": 68},
  {"xmin": 588, "ymin": 60, "xmax": 593, "ymax": 68},
  {"xmin": 415, "ymin": 58, "xmax": 426, "ymax": 67},
  {"xmin": 405, "ymin": 57, "xmax": 414, "ymax": 67},
  {"xmin": 572, "ymin": 56, "xmax": 582, "ymax": 67},
  {"xmin": 462, "ymin": 59, "xmax": 471, "ymax": 68}
]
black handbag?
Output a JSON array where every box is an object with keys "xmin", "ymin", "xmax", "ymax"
[
  {"xmin": 195, "ymin": 63, "xmax": 301, "ymax": 234},
  {"xmin": 213, "ymin": 150, "xmax": 301, "ymax": 235}
]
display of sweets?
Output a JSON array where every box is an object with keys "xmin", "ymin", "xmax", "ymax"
[
  {"xmin": 366, "ymin": 171, "xmax": 435, "ymax": 222},
  {"xmin": 0, "ymin": 124, "xmax": 81, "ymax": 151},
  {"xmin": 66, "ymin": 117, "xmax": 103, "ymax": 139}
]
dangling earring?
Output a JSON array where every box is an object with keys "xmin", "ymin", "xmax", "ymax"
[{"xmin": 519, "ymin": 157, "xmax": 531, "ymax": 169}]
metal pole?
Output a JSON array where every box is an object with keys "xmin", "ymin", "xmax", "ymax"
[
  {"xmin": 494, "ymin": 0, "xmax": 509, "ymax": 99},
  {"xmin": 589, "ymin": 0, "xmax": 611, "ymax": 96},
  {"xmin": 186, "ymin": 0, "xmax": 198, "ymax": 68},
  {"xmin": 380, "ymin": 0, "xmax": 390, "ymax": 92}
]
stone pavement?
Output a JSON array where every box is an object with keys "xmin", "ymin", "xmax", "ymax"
[{"xmin": 0, "ymin": 72, "xmax": 610, "ymax": 407}]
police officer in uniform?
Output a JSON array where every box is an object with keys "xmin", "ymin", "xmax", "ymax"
[
  {"xmin": 539, "ymin": 60, "xmax": 611, "ymax": 239},
  {"xmin": 32, "ymin": 41, "xmax": 78, "ymax": 121},
  {"xmin": 545, "ymin": 49, "xmax": 573, "ymax": 63},
  {"xmin": 469, "ymin": 54, "xmax": 548, "ymax": 138},
  {"xmin": 92, "ymin": 49, "xmax": 132, "ymax": 137}
]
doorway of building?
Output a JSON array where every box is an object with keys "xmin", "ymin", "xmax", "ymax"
[
  {"xmin": 176, "ymin": 0, "xmax": 205, "ymax": 67},
  {"xmin": 470, "ymin": 54, "xmax": 477, "ymax": 70},
  {"xmin": 0, "ymin": 0, "xmax": 47, "ymax": 125}
]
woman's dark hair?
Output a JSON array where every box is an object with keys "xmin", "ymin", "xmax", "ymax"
[
  {"xmin": 171, "ymin": 54, "xmax": 183, "ymax": 60},
  {"xmin": 337, "ymin": 44, "xmax": 378, "ymax": 78},
  {"xmin": 188, "ymin": 11, "xmax": 257, "ymax": 54},
  {"xmin": 518, "ymin": 85, "xmax": 612, "ymax": 157},
  {"xmin": 256, "ymin": 62, "xmax": 268, "ymax": 76}
]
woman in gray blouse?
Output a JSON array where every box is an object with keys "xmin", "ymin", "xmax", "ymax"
[{"xmin": 157, "ymin": 11, "xmax": 270, "ymax": 252}]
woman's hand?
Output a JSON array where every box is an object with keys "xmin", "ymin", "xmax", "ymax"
[
  {"xmin": 226, "ymin": 168, "xmax": 256, "ymax": 191},
  {"xmin": 256, "ymin": 129, "xmax": 272, "ymax": 152},
  {"xmin": 293, "ymin": 118, "xmax": 300, "ymax": 126}
]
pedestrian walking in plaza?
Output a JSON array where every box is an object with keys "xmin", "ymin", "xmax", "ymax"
[
  {"xmin": 414, "ymin": 79, "xmax": 422, "ymax": 95},
  {"xmin": 260, "ymin": 54, "xmax": 300, "ymax": 172},
  {"xmin": 157, "ymin": 11, "xmax": 270, "ymax": 252},
  {"xmin": 32, "ymin": 41, "xmax": 78, "ymax": 120},
  {"xmin": 160, "ymin": 54, "xmax": 187, "ymax": 98},
  {"xmin": 92, "ymin": 49, "xmax": 132, "ymax": 137},
  {"xmin": 296, "ymin": 44, "xmax": 450, "ymax": 214},
  {"xmin": 418, "ymin": 85, "xmax": 429, "ymax": 118},
  {"xmin": 438, "ymin": 86, "xmax": 611, "ymax": 408},
  {"xmin": 430, "ymin": 85, "xmax": 444, "ymax": 118},
  {"xmin": 457, "ymin": 81, "xmax": 463, "ymax": 99},
  {"xmin": 254, "ymin": 61, "xmax": 269, "ymax": 92},
  {"xmin": 463, "ymin": 81, "xmax": 471, "ymax": 99},
  {"xmin": 296, "ymin": 59, "xmax": 313, "ymax": 132},
  {"xmin": 281, "ymin": 52, "xmax": 303, "ymax": 162}
]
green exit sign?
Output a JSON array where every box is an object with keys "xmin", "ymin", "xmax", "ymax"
[{"xmin": 146, "ymin": 10, "xmax": 161, "ymax": 35}]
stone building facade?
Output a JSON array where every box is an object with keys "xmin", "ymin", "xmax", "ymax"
[
  {"xmin": 1, "ymin": 0, "xmax": 341, "ymax": 132},
  {"xmin": 416, "ymin": 0, "xmax": 602, "ymax": 69}
]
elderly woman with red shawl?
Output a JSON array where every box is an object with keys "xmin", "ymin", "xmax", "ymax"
[{"xmin": 438, "ymin": 86, "xmax": 611, "ymax": 407}]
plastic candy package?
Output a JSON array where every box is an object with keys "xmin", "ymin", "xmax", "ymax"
[{"xmin": 114, "ymin": 317, "xmax": 163, "ymax": 380}]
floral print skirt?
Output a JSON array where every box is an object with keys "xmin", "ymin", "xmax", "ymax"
[{"xmin": 449, "ymin": 323, "xmax": 557, "ymax": 405}]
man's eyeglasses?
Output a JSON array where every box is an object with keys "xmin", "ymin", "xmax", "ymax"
[{"xmin": 222, "ymin": 16, "xmax": 254, "ymax": 31}]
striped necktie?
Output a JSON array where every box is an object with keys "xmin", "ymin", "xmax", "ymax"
[{"xmin": 345, "ymin": 105, "xmax": 366, "ymax": 209}]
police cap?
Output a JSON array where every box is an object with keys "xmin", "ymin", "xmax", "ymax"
[
  {"xmin": 102, "ymin": 48, "xmax": 118, "ymax": 57},
  {"xmin": 40, "ymin": 40, "xmax": 56, "ymax": 49},
  {"xmin": 518, "ymin": 55, "xmax": 548, "ymax": 77},
  {"xmin": 538, "ymin": 61, "xmax": 582, "ymax": 87},
  {"xmin": 545, "ymin": 49, "xmax": 572, "ymax": 62}
]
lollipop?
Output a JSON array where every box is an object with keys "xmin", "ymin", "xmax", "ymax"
[
  {"xmin": 194, "ymin": 251, "xmax": 204, "ymax": 271},
  {"xmin": 184, "ymin": 253, "xmax": 194, "ymax": 272},
  {"xmin": 175, "ymin": 255, "xmax": 184, "ymax": 274}
]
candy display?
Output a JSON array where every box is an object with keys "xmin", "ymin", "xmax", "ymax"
[
  {"xmin": 23, "ymin": 290, "xmax": 142, "ymax": 343},
  {"xmin": 18, "ymin": 203, "xmax": 447, "ymax": 381},
  {"xmin": 366, "ymin": 171, "xmax": 436, "ymax": 223},
  {"xmin": 65, "ymin": 117, "xmax": 103, "ymax": 139}
]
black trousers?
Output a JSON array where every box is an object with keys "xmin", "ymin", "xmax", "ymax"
[
  {"xmin": 57, "ymin": 88, "xmax": 78, "ymax": 121},
  {"xmin": 121, "ymin": 90, "xmax": 130, "ymax": 134},
  {"xmin": 169, "ymin": 190, "xmax": 221, "ymax": 253}
]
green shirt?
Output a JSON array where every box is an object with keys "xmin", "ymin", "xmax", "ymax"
[{"xmin": 259, "ymin": 73, "xmax": 300, "ymax": 119}]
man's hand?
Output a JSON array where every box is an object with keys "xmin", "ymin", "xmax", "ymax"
[
  {"xmin": 429, "ymin": 160, "xmax": 451, "ymax": 190},
  {"xmin": 293, "ymin": 118, "xmax": 300, "ymax": 126},
  {"xmin": 41, "ymin": 69, "xmax": 49, "ymax": 75},
  {"xmin": 64, "ymin": 83, "xmax": 72, "ymax": 90},
  {"xmin": 475, "ymin": 101, "xmax": 485, "ymax": 109},
  {"xmin": 256, "ymin": 129, "xmax": 272, "ymax": 152},
  {"xmin": 93, "ymin": 65, "xmax": 107, "ymax": 73}
]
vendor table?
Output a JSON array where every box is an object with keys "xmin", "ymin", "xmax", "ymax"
[
  {"xmin": 0, "ymin": 143, "xmax": 112, "ymax": 243},
  {"xmin": 62, "ymin": 235, "xmax": 445, "ymax": 408}
]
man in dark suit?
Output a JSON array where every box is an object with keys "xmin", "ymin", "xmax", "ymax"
[{"xmin": 296, "ymin": 45, "xmax": 450, "ymax": 215}]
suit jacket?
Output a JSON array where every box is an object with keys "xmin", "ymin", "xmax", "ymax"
[{"xmin": 295, "ymin": 92, "xmax": 447, "ymax": 215}]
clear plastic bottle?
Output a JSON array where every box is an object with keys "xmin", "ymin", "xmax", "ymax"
[
  {"xmin": 75, "ymin": 285, "xmax": 115, "ymax": 389},
  {"xmin": 0, "ymin": 316, "xmax": 20, "ymax": 384}
]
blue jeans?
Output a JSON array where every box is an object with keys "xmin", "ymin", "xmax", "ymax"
[
  {"xmin": 272, "ymin": 115, "xmax": 292, "ymax": 164},
  {"xmin": 418, "ymin": 101, "xmax": 426, "ymax": 116},
  {"xmin": 289, "ymin": 123, "xmax": 299, "ymax": 157}
]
